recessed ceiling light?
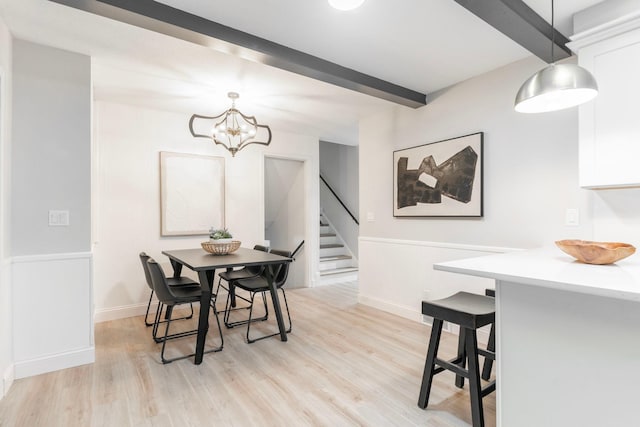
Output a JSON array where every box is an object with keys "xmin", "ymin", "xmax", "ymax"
[{"xmin": 328, "ymin": 0, "xmax": 365, "ymax": 11}]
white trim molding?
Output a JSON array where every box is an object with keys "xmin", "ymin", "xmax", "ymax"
[
  {"xmin": 12, "ymin": 251, "xmax": 94, "ymax": 378},
  {"xmin": 358, "ymin": 236, "xmax": 519, "ymax": 324},
  {"xmin": 94, "ymin": 301, "xmax": 150, "ymax": 323},
  {"xmin": 14, "ymin": 347, "xmax": 94, "ymax": 380},
  {"xmin": 359, "ymin": 236, "xmax": 521, "ymax": 254},
  {"xmin": 11, "ymin": 251, "xmax": 93, "ymax": 263},
  {"xmin": 569, "ymin": 13, "xmax": 640, "ymax": 50},
  {"xmin": 2, "ymin": 364, "xmax": 14, "ymax": 399}
]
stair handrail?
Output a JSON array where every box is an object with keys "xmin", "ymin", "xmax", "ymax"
[
  {"xmin": 319, "ymin": 175, "xmax": 359, "ymax": 225},
  {"xmin": 291, "ymin": 240, "xmax": 304, "ymax": 260}
]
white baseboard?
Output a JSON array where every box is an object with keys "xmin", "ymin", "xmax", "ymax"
[
  {"xmin": 94, "ymin": 302, "xmax": 150, "ymax": 323},
  {"xmin": 358, "ymin": 293, "xmax": 490, "ymax": 344},
  {"xmin": 2, "ymin": 364, "xmax": 14, "ymax": 399},
  {"xmin": 14, "ymin": 347, "xmax": 95, "ymax": 379},
  {"xmin": 358, "ymin": 293, "xmax": 422, "ymax": 323}
]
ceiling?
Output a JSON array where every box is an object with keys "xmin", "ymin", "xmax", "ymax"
[{"xmin": 0, "ymin": 0, "xmax": 602, "ymax": 145}]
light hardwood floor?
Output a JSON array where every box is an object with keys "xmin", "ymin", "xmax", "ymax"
[{"xmin": 0, "ymin": 282, "xmax": 495, "ymax": 426}]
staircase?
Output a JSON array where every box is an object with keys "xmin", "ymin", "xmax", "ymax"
[{"xmin": 319, "ymin": 212, "xmax": 358, "ymax": 284}]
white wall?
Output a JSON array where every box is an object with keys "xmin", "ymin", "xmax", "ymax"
[
  {"xmin": 12, "ymin": 40, "xmax": 91, "ymax": 256},
  {"xmin": 358, "ymin": 56, "xmax": 594, "ymax": 320},
  {"xmin": 0, "ymin": 15, "xmax": 13, "ymax": 399},
  {"xmin": 93, "ymin": 101, "xmax": 319, "ymax": 321},
  {"xmin": 592, "ymin": 188, "xmax": 640, "ymax": 245},
  {"xmin": 320, "ymin": 141, "xmax": 359, "ymax": 216},
  {"xmin": 10, "ymin": 40, "xmax": 94, "ymax": 378}
]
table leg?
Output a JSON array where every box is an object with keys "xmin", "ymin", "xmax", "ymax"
[
  {"xmin": 265, "ymin": 264, "xmax": 288, "ymax": 342},
  {"xmin": 169, "ymin": 259, "xmax": 183, "ymax": 278},
  {"xmin": 194, "ymin": 269, "xmax": 215, "ymax": 364}
]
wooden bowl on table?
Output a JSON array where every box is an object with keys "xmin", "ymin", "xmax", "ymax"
[
  {"xmin": 555, "ymin": 239, "xmax": 636, "ymax": 265},
  {"xmin": 201, "ymin": 240, "xmax": 241, "ymax": 255}
]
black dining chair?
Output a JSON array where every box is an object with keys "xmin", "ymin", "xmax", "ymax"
[
  {"xmin": 139, "ymin": 252, "xmax": 198, "ymax": 341},
  {"xmin": 224, "ymin": 249, "xmax": 292, "ymax": 343},
  {"xmin": 215, "ymin": 244, "xmax": 269, "ymax": 313},
  {"xmin": 147, "ymin": 257, "xmax": 223, "ymax": 363}
]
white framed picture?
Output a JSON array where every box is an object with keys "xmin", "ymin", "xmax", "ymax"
[{"xmin": 160, "ymin": 151, "xmax": 225, "ymax": 236}]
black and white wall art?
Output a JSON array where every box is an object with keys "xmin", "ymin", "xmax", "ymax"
[{"xmin": 393, "ymin": 132, "xmax": 483, "ymax": 217}]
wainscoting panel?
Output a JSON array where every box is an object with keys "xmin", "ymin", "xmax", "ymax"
[
  {"xmin": 358, "ymin": 237, "xmax": 518, "ymax": 323},
  {"xmin": 12, "ymin": 252, "xmax": 94, "ymax": 378}
]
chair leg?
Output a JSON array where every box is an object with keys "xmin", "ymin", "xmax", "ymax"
[
  {"xmin": 159, "ymin": 301, "xmax": 223, "ymax": 364},
  {"xmin": 186, "ymin": 303, "xmax": 194, "ymax": 320},
  {"xmin": 481, "ymin": 322, "xmax": 495, "ymax": 381},
  {"xmin": 160, "ymin": 305, "xmax": 174, "ymax": 364},
  {"xmin": 465, "ymin": 329, "xmax": 485, "ymax": 427},
  {"xmin": 280, "ymin": 289, "xmax": 292, "ymax": 333},
  {"xmin": 151, "ymin": 300, "xmax": 197, "ymax": 343},
  {"xmin": 246, "ymin": 289, "xmax": 292, "ymax": 343},
  {"xmin": 418, "ymin": 319, "xmax": 444, "ymax": 409},
  {"xmin": 224, "ymin": 288, "xmax": 268, "ymax": 329},
  {"xmin": 206, "ymin": 299, "xmax": 224, "ymax": 352},
  {"xmin": 144, "ymin": 290, "xmax": 156, "ymax": 326},
  {"xmin": 246, "ymin": 292, "xmax": 257, "ymax": 343}
]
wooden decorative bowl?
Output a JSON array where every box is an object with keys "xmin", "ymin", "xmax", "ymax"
[
  {"xmin": 555, "ymin": 240, "xmax": 636, "ymax": 265},
  {"xmin": 201, "ymin": 240, "xmax": 241, "ymax": 255}
]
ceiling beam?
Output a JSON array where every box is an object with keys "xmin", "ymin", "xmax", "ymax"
[
  {"xmin": 48, "ymin": 0, "xmax": 427, "ymax": 108},
  {"xmin": 454, "ymin": 0, "xmax": 572, "ymax": 63}
]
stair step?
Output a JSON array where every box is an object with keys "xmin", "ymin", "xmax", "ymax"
[
  {"xmin": 320, "ymin": 255, "xmax": 352, "ymax": 262},
  {"xmin": 320, "ymin": 267, "xmax": 359, "ymax": 276},
  {"xmin": 320, "ymin": 233, "xmax": 336, "ymax": 238},
  {"xmin": 320, "ymin": 243, "xmax": 344, "ymax": 249}
]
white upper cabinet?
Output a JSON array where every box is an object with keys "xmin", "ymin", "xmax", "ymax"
[{"xmin": 569, "ymin": 11, "xmax": 640, "ymax": 188}]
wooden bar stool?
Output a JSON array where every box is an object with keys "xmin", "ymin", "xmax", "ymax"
[
  {"xmin": 418, "ymin": 291, "xmax": 496, "ymax": 427},
  {"xmin": 482, "ymin": 288, "xmax": 496, "ymax": 381}
]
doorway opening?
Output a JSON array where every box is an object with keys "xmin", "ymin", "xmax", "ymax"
[{"xmin": 264, "ymin": 156, "xmax": 307, "ymax": 288}]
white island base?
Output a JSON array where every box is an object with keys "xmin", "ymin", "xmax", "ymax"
[{"xmin": 435, "ymin": 248, "xmax": 640, "ymax": 427}]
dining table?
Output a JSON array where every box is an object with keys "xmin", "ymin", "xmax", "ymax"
[{"xmin": 162, "ymin": 246, "xmax": 293, "ymax": 364}]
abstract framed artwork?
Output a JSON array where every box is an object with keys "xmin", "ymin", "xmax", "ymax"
[
  {"xmin": 393, "ymin": 132, "xmax": 483, "ymax": 217},
  {"xmin": 160, "ymin": 151, "xmax": 225, "ymax": 236}
]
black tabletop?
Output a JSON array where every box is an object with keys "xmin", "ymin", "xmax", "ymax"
[{"xmin": 162, "ymin": 247, "xmax": 292, "ymax": 271}]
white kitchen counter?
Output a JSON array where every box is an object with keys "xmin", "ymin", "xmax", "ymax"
[
  {"xmin": 433, "ymin": 247, "xmax": 640, "ymax": 427},
  {"xmin": 435, "ymin": 246, "xmax": 640, "ymax": 302}
]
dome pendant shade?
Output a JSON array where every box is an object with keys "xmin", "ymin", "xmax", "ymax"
[
  {"xmin": 515, "ymin": 63, "xmax": 598, "ymax": 113},
  {"xmin": 328, "ymin": 0, "xmax": 365, "ymax": 11}
]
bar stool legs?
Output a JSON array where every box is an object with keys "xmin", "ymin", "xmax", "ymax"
[
  {"xmin": 418, "ymin": 319, "xmax": 444, "ymax": 409},
  {"xmin": 417, "ymin": 291, "xmax": 496, "ymax": 427},
  {"xmin": 481, "ymin": 288, "xmax": 496, "ymax": 381}
]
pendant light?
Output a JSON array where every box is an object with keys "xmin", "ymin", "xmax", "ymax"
[
  {"xmin": 189, "ymin": 92, "xmax": 272, "ymax": 157},
  {"xmin": 514, "ymin": 0, "xmax": 598, "ymax": 113},
  {"xmin": 328, "ymin": 0, "xmax": 365, "ymax": 11}
]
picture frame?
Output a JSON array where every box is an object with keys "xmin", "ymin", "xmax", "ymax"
[
  {"xmin": 393, "ymin": 132, "xmax": 483, "ymax": 217},
  {"xmin": 160, "ymin": 151, "xmax": 225, "ymax": 236}
]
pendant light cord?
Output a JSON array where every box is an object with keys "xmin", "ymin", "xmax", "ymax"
[{"xmin": 550, "ymin": 0, "xmax": 555, "ymax": 64}]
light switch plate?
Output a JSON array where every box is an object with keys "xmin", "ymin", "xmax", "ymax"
[
  {"xmin": 565, "ymin": 208, "xmax": 579, "ymax": 226},
  {"xmin": 49, "ymin": 210, "xmax": 69, "ymax": 226}
]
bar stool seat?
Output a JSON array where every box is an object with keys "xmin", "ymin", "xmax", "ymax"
[{"xmin": 418, "ymin": 291, "xmax": 496, "ymax": 427}]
